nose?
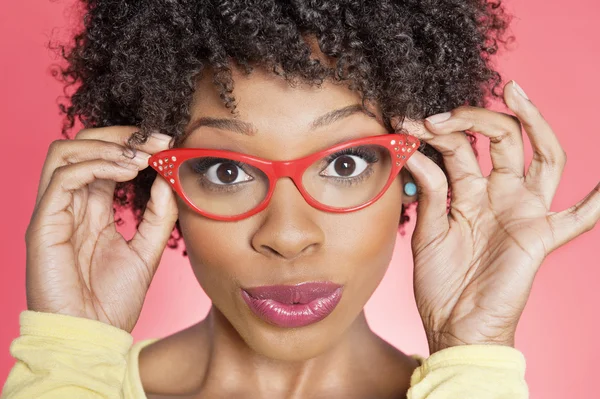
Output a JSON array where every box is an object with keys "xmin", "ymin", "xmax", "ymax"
[{"xmin": 251, "ymin": 178, "xmax": 325, "ymax": 260}]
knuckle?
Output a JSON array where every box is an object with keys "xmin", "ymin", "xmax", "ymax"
[
  {"xmin": 569, "ymin": 207, "xmax": 586, "ymax": 226},
  {"xmin": 507, "ymin": 114, "xmax": 522, "ymax": 132},
  {"xmin": 24, "ymin": 222, "xmax": 33, "ymax": 243},
  {"xmin": 507, "ymin": 113, "xmax": 520, "ymax": 124},
  {"xmin": 560, "ymin": 149, "xmax": 567, "ymax": 165},
  {"xmin": 92, "ymin": 141, "xmax": 128, "ymax": 162},
  {"xmin": 102, "ymin": 141, "xmax": 126, "ymax": 160},
  {"xmin": 586, "ymin": 218, "xmax": 598, "ymax": 233},
  {"xmin": 47, "ymin": 139, "xmax": 66, "ymax": 157},
  {"xmin": 97, "ymin": 160, "xmax": 115, "ymax": 173},
  {"xmin": 51, "ymin": 164, "xmax": 69, "ymax": 181},
  {"xmin": 439, "ymin": 135, "xmax": 471, "ymax": 157},
  {"xmin": 24, "ymin": 218, "xmax": 41, "ymax": 244},
  {"xmin": 74, "ymin": 128, "xmax": 92, "ymax": 140},
  {"xmin": 539, "ymin": 148, "xmax": 566, "ymax": 169},
  {"xmin": 453, "ymin": 106, "xmax": 475, "ymax": 119},
  {"xmin": 492, "ymin": 113, "xmax": 521, "ymax": 140},
  {"xmin": 579, "ymin": 214, "xmax": 596, "ymax": 233}
]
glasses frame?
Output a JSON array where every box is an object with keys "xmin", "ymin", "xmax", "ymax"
[{"xmin": 148, "ymin": 133, "xmax": 420, "ymax": 221}]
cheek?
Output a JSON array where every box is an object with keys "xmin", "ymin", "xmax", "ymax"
[
  {"xmin": 327, "ymin": 179, "xmax": 403, "ymax": 303},
  {"xmin": 177, "ymin": 179, "xmax": 403, "ymax": 296},
  {"xmin": 176, "ymin": 204, "xmax": 251, "ymax": 301},
  {"xmin": 332, "ymin": 178, "xmax": 402, "ymax": 256},
  {"xmin": 330, "ymin": 181, "xmax": 402, "ymax": 252},
  {"xmin": 175, "ymin": 182, "xmax": 404, "ymax": 359}
]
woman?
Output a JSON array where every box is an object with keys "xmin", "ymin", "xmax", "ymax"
[{"xmin": 3, "ymin": 0, "xmax": 599, "ymax": 398}]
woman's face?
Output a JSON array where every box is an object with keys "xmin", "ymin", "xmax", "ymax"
[{"xmin": 177, "ymin": 66, "xmax": 408, "ymax": 361}]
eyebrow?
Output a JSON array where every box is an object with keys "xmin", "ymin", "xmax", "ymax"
[{"xmin": 184, "ymin": 104, "xmax": 367, "ymax": 137}]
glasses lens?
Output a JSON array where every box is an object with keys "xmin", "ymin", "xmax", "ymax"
[
  {"xmin": 301, "ymin": 144, "xmax": 392, "ymax": 209},
  {"xmin": 178, "ymin": 157, "xmax": 269, "ymax": 217}
]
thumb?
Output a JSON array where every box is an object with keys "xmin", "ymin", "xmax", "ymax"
[
  {"xmin": 129, "ymin": 174, "xmax": 179, "ymax": 274},
  {"xmin": 404, "ymin": 150, "xmax": 449, "ymax": 236}
]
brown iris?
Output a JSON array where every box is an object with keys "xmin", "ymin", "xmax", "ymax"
[
  {"xmin": 216, "ymin": 163, "xmax": 238, "ymax": 183},
  {"xmin": 334, "ymin": 155, "xmax": 356, "ymax": 177}
]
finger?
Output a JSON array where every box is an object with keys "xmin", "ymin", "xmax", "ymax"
[
  {"xmin": 505, "ymin": 80, "xmax": 567, "ymax": 209},
  {"xmin": 546, "ymin": 181, "xmax": 600, "ymax": 252},
  {"xmin": 128, "ymin": 174, "xmax": 178, "ymax": 276},
  {"xmin": 404, "ymin": 119, "xmax": 483, "ymax": 205},
  {"xmin": 404, "ymin": 150, "xmax": 450, "ymax": 238},
  {"xmin": 34, "ymin": 159, "xmax": 143, "ymax": 223},
  {"xmin": 35, "ymin": 139, "xmax": 153, "ymax": 207},
  {"xmin": 424, "ymin": 104, "xmax": 526, "ymax": 179},
  {"xmin": 75, "ymin": 126, "xmax": 173, "ymax": 153}
]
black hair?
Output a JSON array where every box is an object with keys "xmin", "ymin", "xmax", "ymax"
[{"xmin": 52, "ymin": 0, "xmax": 512, "ymax": 255}]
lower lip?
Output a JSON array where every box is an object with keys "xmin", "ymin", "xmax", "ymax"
[{"xmin": 241, "ymin": 287, "xmax": 343, "ymax": 328}]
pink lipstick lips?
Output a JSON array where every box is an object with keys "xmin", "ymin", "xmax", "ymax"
[{"xmin": 241, "ymin": 281, "xmax": 343, "ymax": 328}]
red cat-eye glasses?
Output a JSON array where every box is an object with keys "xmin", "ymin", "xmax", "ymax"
[{"xmin": 148, "ymin": 133, "xmax": 420, "ymax": 221}]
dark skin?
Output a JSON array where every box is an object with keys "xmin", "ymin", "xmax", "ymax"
[
  {"xmin": 139, "ymin": 314, "xmax": 418, "ymax": 399},
  {"xmin": 139, "ymin": 66, "xmax": 421, "ymax": 398},
  {"xmin": 25, "ymin": 36, "xmax": 599, "ymax": 399}
]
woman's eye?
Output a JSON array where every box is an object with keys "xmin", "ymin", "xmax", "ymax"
[
  {"xmin": 322, "ymin": 155, "xmax": 369, "ymax": 178},
  {"xmin": 205, "ymin": 162, "xmax": 253, "ymax": 185}
]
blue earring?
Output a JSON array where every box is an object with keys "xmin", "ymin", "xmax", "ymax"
[{"xmin": 403, "ymin": 182, "xmax": 417, "ymax": 196}]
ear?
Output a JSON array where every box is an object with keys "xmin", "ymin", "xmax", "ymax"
[{"xmin": 400, "ymin": 169, "xmax": 418, "ymax": 205}]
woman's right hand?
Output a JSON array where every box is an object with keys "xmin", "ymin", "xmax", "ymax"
[{"xmin": 25, "ymin": 126, "xmax": 178, "ymax": 333}]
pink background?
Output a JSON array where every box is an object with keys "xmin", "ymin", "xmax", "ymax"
[{"xmin": 1, "ymin": 1, "xmax": 599, "ymax": 397}]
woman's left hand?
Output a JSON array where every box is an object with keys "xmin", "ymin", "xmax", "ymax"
[{"xmin": 404, "ymin": 80, "xmax": 600, "ymax": 354}]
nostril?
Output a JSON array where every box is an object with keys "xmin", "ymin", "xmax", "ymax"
[
  {"xmin": 261, "ymin": 245, "xmax": 284, "ymax": 258},
  {"xmin": 259, "ymin": 242, "xmax": 318, "ymax": 261}
]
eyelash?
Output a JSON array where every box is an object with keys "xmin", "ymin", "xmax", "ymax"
[
  {"xmin": 191, "ymin": 157, "xmax": 251, "ymax": 193},
  {"xmin": 324, "ymin": 146, "xmax": 379, "ymax": 164},
  {"xmin": 190, "ymin": 146, "xmax": 380, "ymax": 191},
  {"xmin": 321, "ymin": 146, "xmax": 380, "ymax": 186}
]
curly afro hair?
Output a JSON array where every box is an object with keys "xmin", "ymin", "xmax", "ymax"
[{"xmin": 52, "ymin": 0, "xmax": 512, "ymax": 255}]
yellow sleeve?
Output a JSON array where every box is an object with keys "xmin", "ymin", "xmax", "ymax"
[
  {"xmin": 2, "ymin": 311, "xmax": 528, "ymax": 399},
  {"xmin": 1, "ymin": 310, "xmax": 153, "ymax": 399},
  {"xmin": 407, "ymin": 344, "xmax": 529, "ymax": 398},
  {"xmin": 123, "ymin": 338, "xmax": 159, "ymax": 398}
]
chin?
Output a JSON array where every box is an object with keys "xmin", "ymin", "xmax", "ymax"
[
  {"xmin": 237, "ymin": 316, "xmax": 350, "ymax": 361},
  {"xmin": 216, "ymin": 293, "xmax": 362, "ymax": 361}
]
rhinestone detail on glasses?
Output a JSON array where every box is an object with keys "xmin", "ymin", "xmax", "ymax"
[
  {"xmin": 154, "ymin": 135, "xmax": 419, "ymax": 186},
  {"xmin": 156, "ymin": 155, "xmax": 177, "ymax": 184}
]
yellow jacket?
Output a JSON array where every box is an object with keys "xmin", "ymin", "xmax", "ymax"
[{"xmin": 2, "ymin": 311, "xmax": 528, "ymax": 398}]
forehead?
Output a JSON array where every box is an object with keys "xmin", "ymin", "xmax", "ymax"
[
  {"xmin": 191, "ymin": 66, "xmax": 363, "ymax": 127},
  {"xmin": 182, "ymin": 65, "xmax": 387, "ymax": 158}
]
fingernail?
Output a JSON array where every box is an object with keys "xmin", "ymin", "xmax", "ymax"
[
  {"xmin": 122, "ymin": 148, "xmax": 150, "ymax": 164},
  {"xmin": 151, "ymin": 132, "xmax": 173, "ymax": 142},
  {"xmin": 512, "ymin": 81, "xmax": 529, "ymax": 100},
  {"xmin": 133, "ymin": 151, "xmax": 151, "ymax": 162},
  {"xmin": 426, "ymin": 112, "xmax": 452, "ymax": 124},
  {"xmin": 123, "ymin": 148, "xmax": 136, "ymax": 159}
]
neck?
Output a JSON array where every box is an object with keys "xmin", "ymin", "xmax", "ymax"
[{"xmin": 197, "ymin": 304, "xmax": 381, "ymax": 397}]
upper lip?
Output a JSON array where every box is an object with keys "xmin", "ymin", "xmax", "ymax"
[{"xmin": 243, "ymin": 281, "xmax": 343, "ymax": 304}]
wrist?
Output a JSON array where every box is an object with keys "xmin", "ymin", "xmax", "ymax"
[{"xmin": 426, "ymin": 330, "xmax": 515, "ymax": 355}]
